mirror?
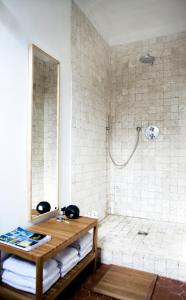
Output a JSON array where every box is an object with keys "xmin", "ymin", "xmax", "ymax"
[{"xmin": 28, "ymin": 44, "xmax": 60, "ymax": 221}]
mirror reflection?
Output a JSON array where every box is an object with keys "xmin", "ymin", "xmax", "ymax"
[{"xmin": 29, "ymin": 44, "xmax": 59, "ymax": 220}]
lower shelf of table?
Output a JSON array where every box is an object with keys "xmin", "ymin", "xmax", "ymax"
[{"xmin": 0, "ymin": 251, "xmax": 96, "ymax": 300}]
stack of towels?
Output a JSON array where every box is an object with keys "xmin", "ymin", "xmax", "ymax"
[
  {"xmin": 55, "ymin": 246, "xmax": 79, "ymax": 277},
  {"xmin": 2, "ymin": 255, "xmax": 60, "ymax": 294},
  {"xmin": 72, "ymin": 232, "xmax": 93, "ymax": 260},
  {"xmin": 1, "ymin": 233, "xmax": 93, "ymax": 294}
]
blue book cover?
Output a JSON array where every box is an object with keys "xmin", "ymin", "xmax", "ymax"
[{"xmin": 0, "ymin": 227, "xmax": 51, "ymax": 251}]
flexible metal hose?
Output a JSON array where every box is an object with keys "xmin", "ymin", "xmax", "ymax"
[{"xmin": 108, "ymin": 125, "xmax": 141, "ymax": 168}]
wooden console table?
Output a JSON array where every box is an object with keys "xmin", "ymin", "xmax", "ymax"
[{"xmin": 0, "ymin": 216, "xmax": 98, "ymax": 300}]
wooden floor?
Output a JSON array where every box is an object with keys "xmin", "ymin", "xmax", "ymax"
[{"xmin": 93, "ymin": 265, "xmax": 157, "ymax": 300}]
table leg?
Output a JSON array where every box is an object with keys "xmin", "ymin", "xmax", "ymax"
[
  {"xmin": 36, "ymin": 258, "xmax": 43, "ymax": 300},
  {"xmin": 93, "ymin": 222, "xmax": 98, "ymax": 272}
]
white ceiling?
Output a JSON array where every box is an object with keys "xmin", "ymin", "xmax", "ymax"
[{"xmin": 74, "ymin": 0, "xmax": 186, "ymax": 45}]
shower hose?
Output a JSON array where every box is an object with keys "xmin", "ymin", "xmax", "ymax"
[{"xmin": 108, "ymin": 125, "xmax": 141, "ymax": 168}]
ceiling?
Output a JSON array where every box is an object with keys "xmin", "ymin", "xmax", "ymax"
[{"xmin": 74, "ymin": 0, "xmax": 186, "ymax": 45}]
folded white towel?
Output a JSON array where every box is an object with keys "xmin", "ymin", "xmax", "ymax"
[
  {"xmin": 60, "ymin": 255, "xmax": 79, "ymax": 274},
  {"xmin": 55, "ymin": 247, "xmax": 78, "ymax": 266},
  {"xmin": 2, "ymin": 255, "xmax": 58, "ymax": 279},
  {"xmin": 61, "ymin": 256, "xmax": 79, "ymax": 277},
  {"xmin": 2, "ymin": 269, "xmax": 60, "ymax": 294},
  {"xmin": 79, "ymin": 244, "xmax": 92, "ymax": 260},
  {"xmin": 71, "ymin": 232, "xmax": 92, "ymax": 251},
  {"xmin": 2, "ymin": 267, "xmax": 59, "ymax": 288},
  {"xmin": 78, "ymin": 240, "xmax": 92, "ymax": 254}
]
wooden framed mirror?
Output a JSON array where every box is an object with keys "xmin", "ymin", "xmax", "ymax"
[{"xmin": 28, "ymin": 44, "xmax": 60, "ymax": 221}]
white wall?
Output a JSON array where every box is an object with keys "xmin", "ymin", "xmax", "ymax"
[
  {"xmin": 71, "ymin": 2, "xmax": 110, "ymax": 220},
  {"xmin": 109, "ymin": 32, "xmax": 186, "ymax": 223},
  {"xmin": 0, "ymin": 0, "xmax": 72, "ymax": 233}
]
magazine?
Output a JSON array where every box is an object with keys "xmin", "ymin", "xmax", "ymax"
[{"xmin": 0, "ymin": 227, "xmax": 51, "ymax": 251}]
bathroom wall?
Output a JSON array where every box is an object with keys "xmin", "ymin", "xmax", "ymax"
[
  {"xmin": 0, "ymin": 0, "xmax": 71, "ymax": 233},
  {"xmin": 71, "ymin": 2, "xmax": 110, "ymax": 219},
  {"xmin": 108, "ymin": 32, "xmax": 186, "ymax": 223},
  {"xmin": 43, "ymin": 60, "xmax": 58, "ymax": 209},
  {"xmin": 32, "ymin": 56, "xmax": 45, "ymax": 206},
  {"xmin": 32, "ymin": 57, "xmax": 58, "ymax": 210},
  {"xmin": 2, "ymin": 0, "xmax": 186, "ymax": 233}
]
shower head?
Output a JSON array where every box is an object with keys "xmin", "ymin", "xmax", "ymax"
[
  {"xmin": 136, "ymin": 126, "xmax": 141, "ymax": 132},
  {"xmin": 139, "ymin": 53, "xmax": 155, "ymax": 65}
]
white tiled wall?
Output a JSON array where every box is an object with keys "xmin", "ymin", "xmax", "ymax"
[
  {"xmin": 71, "ymin": 3, "xmax": 186, "ymax": 280},
  {"xmin": 32, "ymin": 57, "xmax": 58, "ymax": 210},
  {"xmin": 108, "ymin": 32, "xmax": 186, "ymax": 223},
  {"xmin": 32, "ymin": 57, "xmax": 45, "ymax": 205},
  {"xmin": 72, "ymin": 3, "xmax": 186, "ymax": 224},
  {"xmin": 43, "ymin": 62, "xmax": 58, "ymax": 208},
  {"xmin": 71, "ymin": 2, "xmax": 110, "ymax": 219}
]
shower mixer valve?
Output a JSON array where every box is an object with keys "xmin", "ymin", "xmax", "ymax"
[{"xmin": 145, "ymin": 125, "xmax": 159, "ymax": 140}]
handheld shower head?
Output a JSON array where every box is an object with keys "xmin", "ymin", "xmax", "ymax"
[
  {"xmin": 106, "ymin": 115, "xmax": 111, "ymax": 131},
  {"xmin": 139, "ymin": 53, "xmax": 155, "ymax": 65},
  {"xmin": 136, "ymin": 126, "xmax": 142, "ymax": 132}
]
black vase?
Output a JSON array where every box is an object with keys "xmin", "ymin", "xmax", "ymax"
[{"xmin": 36, "ymin": 201, "xmax": 51, "ymax": 214}]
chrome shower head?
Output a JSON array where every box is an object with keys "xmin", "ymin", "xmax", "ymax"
[{"xmin": 139, "ymin": 53, "xmax": 155, "ymax": 65}]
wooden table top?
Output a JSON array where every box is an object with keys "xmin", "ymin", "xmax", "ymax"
[{"xmin": 0, "ymin": 216, "xmax": 97, "ymax": 262}]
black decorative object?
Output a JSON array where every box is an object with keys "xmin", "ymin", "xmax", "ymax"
[
  {"xmin": 60, "ymin": 206, "xmax": 66, "ymax": 215},
  {"xmin": 36, "ymin": 201, "xmax": 51, "ymax": 214},
  {"xmin": 65, "ymin": 205, "xmax": 80, "ymax": 219}
]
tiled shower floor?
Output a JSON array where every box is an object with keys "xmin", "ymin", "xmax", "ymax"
[{"xmin": 98, "ymin": 215, "xmax": 186, "ymax": 281}]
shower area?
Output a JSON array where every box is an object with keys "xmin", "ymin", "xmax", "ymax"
[
  {"xmin": 71, "ymin": 2, "xmax": 186, "ymax": 281},
  {"xmin": 100, "ymin": 37, "xmax": 186, "ymax": 281}
]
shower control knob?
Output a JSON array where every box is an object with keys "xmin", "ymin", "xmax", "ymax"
[{"xmin": 145, "ymin": 125, "xmax": 159, "ymax": 140}]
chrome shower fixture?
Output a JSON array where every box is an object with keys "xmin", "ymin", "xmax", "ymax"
[
  {"xmin": 108, "ymin": 124, "xmax": 141, "ymax": 168},
  {"xmin": 106, "ymin": 115, "xmax": 111, "ymax": 131},
  {"xmin": 136, "ymin": 126, "xmax": 142, "ymax": 132},
  {"xmin": 139, "ymin": 53, "xmax": 155, "ymax": 65},
  {"xmin": 145, "ymin": 125, "xmax": 159, "ymax": 140}
]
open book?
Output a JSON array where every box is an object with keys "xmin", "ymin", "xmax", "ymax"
[{"xmin": 0, "ymin": 227, "xmax": 51, "ymax": 251}]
